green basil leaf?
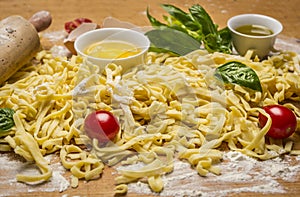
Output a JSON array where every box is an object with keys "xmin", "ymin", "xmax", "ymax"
[
  {"xmin": 202, "ymin": 33, "xmax": 219, "ymax": 52},
  {"xmin": 146, "ymin": 7, "xmax": 167, "ymax": 28},
  {"xmin": 189, "ymin": 5, "xmax": 232, "ymax": 54},
  {"xmin": 0, "ymin": 108, "xmax": 15, "ymax": 132},
  {"xmin": 146, "ymin": 4, "xmax": 232, "ymax": 54},
  {"xmin": 161, "ymin": 4, "xmax": 200, "ymax": 31},
  {"xmin": 214, "ymin": 61, "xmax": 262, "ymax": 92},
  {"xmin": 189, "ymin": 5, "xmax": 218, "ymax": 36},
  {"xmin": 217, "ymin": 27, "xmax": 232, "ymax": 53},
  {"xmin": 145, "ymin": 28, "xmax": 201, "ymax": 56}
]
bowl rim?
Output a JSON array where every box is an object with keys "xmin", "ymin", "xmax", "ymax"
[
  {"xmin": 74, "ymin": 27, "xmax": 150, "ymax": 61},
  {"xmin": 227, "ymin": 14, "xmax": 283, "ymax": 39}
]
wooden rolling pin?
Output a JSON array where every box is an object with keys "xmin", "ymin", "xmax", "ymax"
[{"xmin": 0, "ymin": 11, "xmax": 52, "ymax": 85}]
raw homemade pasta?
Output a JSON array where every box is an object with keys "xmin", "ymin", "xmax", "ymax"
[
  {"xmin": 72, "ymin": 49, "xmax": 300, "ymax": 192},
  {"xmin": 0, "ymin": 48, "xmax": 299, "ymax": 193}
]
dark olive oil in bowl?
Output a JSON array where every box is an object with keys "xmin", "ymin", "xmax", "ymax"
[{"xmin": 235, "ymin": 25, "xmax": 273, "ymax": 36}]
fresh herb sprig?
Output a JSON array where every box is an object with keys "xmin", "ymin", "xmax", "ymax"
[
  {"xmin": 214, "ymin": 61, "xmax": 262, "ymax": 92},
  {"xmin": 0, "ymin": 108, "xmax": 15, "ymax": 132},
  {"xmin": 146, "ymin": 4, "xmax": 232, "ymax": 55}
]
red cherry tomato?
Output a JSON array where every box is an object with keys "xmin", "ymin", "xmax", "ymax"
[
  {"xmin": 64, "ymin": 21, "xmax": 77, "ymax": 33},
  {"xmin": 84, "ymin": 110, "xmax": 120, "ymax": 143},
  {"xmin": 64, "ymin": 18, "xmax": 92, "ymax": 33},
  {"xmin": 259, "ymin": 105, "xmax": 297, "ymax": 139}
]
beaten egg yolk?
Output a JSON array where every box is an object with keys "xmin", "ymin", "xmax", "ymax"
[{"xmin": 84, "ymin": 40, "xmax": 141, "ymax": 59}]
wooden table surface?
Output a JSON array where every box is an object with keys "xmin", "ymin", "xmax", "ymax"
[
  {"xmin": 1, "ymin": 0, "xmax": 300, "ymax": 39},
  {"xmin": 1, "ymin": 0, "xmax": 300, "ymax": 197}
]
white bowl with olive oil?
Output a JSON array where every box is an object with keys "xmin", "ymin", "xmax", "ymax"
[
  {"xmin": 227, "ymin": 14, "xmax": 283, "ymax": 58},
  {"xmin": 74, "ymin": 27, "xmax": 150, "ymax": 73}
]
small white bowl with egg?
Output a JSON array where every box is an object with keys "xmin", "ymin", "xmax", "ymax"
[
  {"xmin": 74, "ymin": 27, "xmax": 150, "ymax": 73},
  {"xmin": 227, "ymin": 14, "xmax": 283, "ymax": 58}
]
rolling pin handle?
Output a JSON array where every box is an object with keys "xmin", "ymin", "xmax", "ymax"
[{"xmin": 28, "ymin": 10, "xmax": 52, "ymax": 32}]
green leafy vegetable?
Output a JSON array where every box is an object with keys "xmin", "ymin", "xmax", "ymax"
[
  {"xmin": 0, "ymin": 108, "xmax": 15, "ymax": 132},
  {"xmin": 214, "ymin": 61, "xmax": 262, "ymax": 92},
  {"xmin": 146, "ymin": 4, "xmax": 232, "ymax": 55},
  {"xmin": 145, "ymin": 28, "xmax": 201, "ymax": 55}
]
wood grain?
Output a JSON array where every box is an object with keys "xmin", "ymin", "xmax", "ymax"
[{"xmin": 1, "ymin": 0, "xmax": 300, "ymax": 39}]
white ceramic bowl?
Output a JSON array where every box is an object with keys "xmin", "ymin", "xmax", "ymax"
[
  {"xmin": 227, "ymin": 14, "xmax": 283, "ymax": 58},
  {"xmin": 74, "ymin": 27, "xmax": 150, "ymax": 73}
]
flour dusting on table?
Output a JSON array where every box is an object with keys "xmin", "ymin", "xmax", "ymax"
[
  {"xmin": 125, "ymin": 151, "xmax": 300, "ymax": 197},
  {"xmin": 0, "ymin": 153, "xmax": 69, "ymax": 197}
]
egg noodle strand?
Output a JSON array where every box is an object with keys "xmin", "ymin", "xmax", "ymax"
[{"xmin": 0, "ymin": 48, "xmax": 299, "ymax": 193}]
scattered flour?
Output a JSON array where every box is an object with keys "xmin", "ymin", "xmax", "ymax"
[
  {"xmin": 125, "ymin": 151, "xmax": 300, "ymax": 197},
  {"xmin": 276, "ymin": 35, "xmax": 300, "ymax": 54},
  {"xmin": 2, "ymin": 150, "xmax": 300, "ymax": 197},
  {"xmin": 0, "ymin": 153, "xmax": 70, "ymax": 197}
]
